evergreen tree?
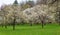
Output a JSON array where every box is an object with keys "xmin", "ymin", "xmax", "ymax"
[{"xmin": 13, "ymin": 0, "xmax": 18, "ymax": 5}]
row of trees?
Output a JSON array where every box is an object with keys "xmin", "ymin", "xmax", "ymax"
[
  {"xmin": 0, "ymin": 0, "xmax": 60, "ymax": 30},
  {"xmin": 0, "ymin": 0, "xmax": 36, "ymax": 30}
]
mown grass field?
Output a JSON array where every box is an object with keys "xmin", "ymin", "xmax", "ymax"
[{"xmin": 0, "ymin": 24, "xmax": 60, "ymax": 35}]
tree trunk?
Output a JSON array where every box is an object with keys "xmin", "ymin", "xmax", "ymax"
[
  {"xmin": 41, "ymin": 20, "xmax": 44, "ymax": 28},
  {"xmin": 5, "ymin": 25, "xmax": 7, "ymax": 29},
  {"xmin": 1, "ymin": 23, "xmax": 4, "ymax": 28},
  {"xmin": 30, "ymin": 23, "xmax": 32, "ymax": 26},
  {"xmin": 4, "ymin": 17, "xmax": 7, "ymax": 29},
  {"xmin": 29, "ymin": 21, "xmax": 32, "ymax": 26},
  {"xmin": 13, "ymin": 18, "xmax": 16, "ymax": 30}
]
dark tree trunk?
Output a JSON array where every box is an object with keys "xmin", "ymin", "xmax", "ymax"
[
  {"xmin": 21, "ymin": 21, "xmax": 25, "ymax": 25},
  {"xmin": 1, "ymin": 24, "xmax": 4, "ymax": 28},
  {"xmin": 41, "ymin": 20, "xmax": 44, "ymax": 28},
  {"xmin": 2, "ymin": 25, "xmax": 3, "ymax": 28},
  {"xmin": 29, "ymin": 20, "xmax": 32, "ymax": 26},
  {"xmin": 13, "ymin": 18, "xmax": 16, "ymax": 30},
  {"xmin": 30, "ymin": 23, "xmax": 32, "ymax": 26},
  {"xmin": 5, "ymin": 25, "xmax": 7, "ymax": 29}
]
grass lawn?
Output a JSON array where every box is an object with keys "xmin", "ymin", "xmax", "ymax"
[{"xmin": 0, "ymin": 24, "xmax": 60, "ymax": 35}]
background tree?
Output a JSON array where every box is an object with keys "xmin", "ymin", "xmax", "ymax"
[
  {"xmin": 12, "ymin": 0, "xmax": 18, "ymax": 30},
  {"xmin": 13, "ymin": 0, "xmax": 18, "ymax": 5},
  {"xmin": 0, "ymin": 5, "xmax": 9, "ymax": 28},
  {"xmin": 26, "ymin": 0, "xmax": 35, "ymax": 7},
  {"xmin": 20, "ymin": 0, "xmax": 35, "ymax": 10},
  {"xmin": 56, "ymin": 0, "xmax": 60, "ymax": 25}
]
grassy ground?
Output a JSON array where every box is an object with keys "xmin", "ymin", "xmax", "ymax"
[{"xmin": 0, "ymin": 24, "xmax": 60, "ymax": 35}]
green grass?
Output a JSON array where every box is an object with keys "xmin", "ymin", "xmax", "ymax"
[{"xmin": 0, "ymin": 24, "xmax": 60, "ymax": 35}]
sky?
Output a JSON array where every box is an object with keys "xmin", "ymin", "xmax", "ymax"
[{"xmin": 0, "ymin": 0, "xmax": 37, "ymax": 7}]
